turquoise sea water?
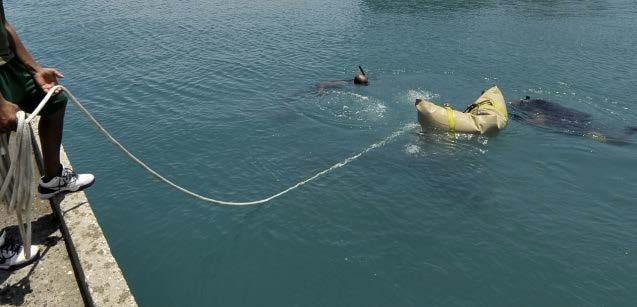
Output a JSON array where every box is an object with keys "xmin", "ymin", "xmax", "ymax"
[{"xmin": 10, "ymin": 0, "xmax": 637, "ymax": 305}]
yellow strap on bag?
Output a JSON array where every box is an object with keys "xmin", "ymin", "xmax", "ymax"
[{"xmin": 444, "ymin": 104, "xmax": 456, "ymax": 133}]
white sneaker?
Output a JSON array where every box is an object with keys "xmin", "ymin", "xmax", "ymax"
[
  {"xmin": 0, "ymin": 229, "xmax": 40, "ymax": 271},
  {"xmin": 38, "ymin": 166, "xmax": 95, "ymax": 199}
]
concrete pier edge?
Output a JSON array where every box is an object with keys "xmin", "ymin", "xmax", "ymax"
[{"xmin": 31, "ymin": 125, "xmax": 137, "ymax": 306}]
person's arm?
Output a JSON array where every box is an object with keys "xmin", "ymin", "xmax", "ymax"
[
  {"xmin": 4, "ymin": 21, "xmax": 63, "ymax": 93},
  {"xmin": 4, "ymin": 21, "xmax": 40, "ymax": 72},
  {"xmin": 0, "ymin": 90, "xmax": 18, "ymax": 133},
  {"xmin": 0, "ymin": 7, "xmax": 18, "ymax": 132}
]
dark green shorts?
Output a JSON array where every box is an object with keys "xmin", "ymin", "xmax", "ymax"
[{"xmin": 0, "ymin": 58, "xmax": 67, "ymax": 116}]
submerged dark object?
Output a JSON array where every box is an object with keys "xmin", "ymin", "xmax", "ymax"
[
  {"xmin": 316, "ymin": 66, "xmax": 369, "ymax": 92},
  {"xmin": 510, "ymin": 97, "xmax": 636, "ymax": 145}
]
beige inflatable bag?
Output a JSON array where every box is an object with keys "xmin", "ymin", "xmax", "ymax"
[{"xmin": 415, "ymin": 85, "xmax": 508, "ymax": 134}]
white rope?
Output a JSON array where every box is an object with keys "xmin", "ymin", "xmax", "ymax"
[
  {"xmin": 7, "ymin": 85, "xmax": 413, "ymax": 208},
  {"xmin": 0, "ymin": 111, "xmax": 35, "ymax": 257}
]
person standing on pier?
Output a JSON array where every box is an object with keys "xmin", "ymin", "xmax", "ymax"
[{"xmin": 0, "ymin": 1, "xmax": 95, "ymax": 270}]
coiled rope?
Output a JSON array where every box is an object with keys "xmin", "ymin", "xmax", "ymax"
[
  {"xmin": 0, "ymin": 111, "xmax": 36, "ymax": 257},
  {"xmin": 3, "ymin": 85, "xmax": 413, "ymax": 208}
]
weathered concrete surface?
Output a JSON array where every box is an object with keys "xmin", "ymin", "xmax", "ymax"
[
  {"xmin": 53, "ymin": 146, "xmax": 137, "ymax": 307},
  {"xmin": 1, "ymin": 120, "xmax": 137, "ymax": 306},
  {"xmin": 0, "ymin": 162, "xmax": 83, "ymax": 306}
]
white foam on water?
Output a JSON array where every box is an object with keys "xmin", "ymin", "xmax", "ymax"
[
  {"xmin": 324, "ymin": 90, "xmax": 387, "ymax": 120},
  {"xmin": 346, "ymin": 92, "xmax": 370, "ymax": 101},
  {"xmin": 407, "ymin": 89, "xmax": 439, "ymax": 103},
  {"xmin": 331, "ymin": 90, "xmax": 371, "ymax": 101},
  {"xmin": 404, "ymin": 144, "xmax": 421, "ymax": 155}
]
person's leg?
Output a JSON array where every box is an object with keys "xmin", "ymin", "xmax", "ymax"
[
  {"xmin": 5, "ymin": 59, "xmax": 94, "ymax": 198},
  {"xmin": 33, "ymin": 93, "xmax": 95, "ymax": 199},
  {"xmin": 6, "ymin": 59, "xmax": 65, "ymax": 180},
  {"xmin": 36, "ymin": 93, "xmax": 95, "ymax": 199},
  {"xmin": 38, "ymin": 105, "xmax": 64, "ymax": 180}
]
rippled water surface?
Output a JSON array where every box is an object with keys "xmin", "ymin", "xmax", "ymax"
[{"xmin": 9, "ymin": 0, "xmax": 637, "ymax": 305}]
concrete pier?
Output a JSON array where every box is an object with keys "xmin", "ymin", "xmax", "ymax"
[
  {"xmin": 1, "ymin": 122, "xmax": 136, "ymax": 306},
  {"xmin": 0, "ymin": 195, "xmax": 83, "ymax": 306}
]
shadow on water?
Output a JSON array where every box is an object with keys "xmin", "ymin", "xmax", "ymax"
[
  {"xmin": 509, "ymin": 98, "xmax": 637, "ymax": 146},
  {"xmin": 508, "ymin": 0, "xmax": 616, "ymax": 16},
  {"xmin": 362, "ymin": 0, "xmax": 497, "ymax": 14},
  {"xmin": 362, "ymin": 0, "xmax": 617, "ymax": 16}
]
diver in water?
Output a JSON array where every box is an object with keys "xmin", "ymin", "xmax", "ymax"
[
  {"xmin": 316, "ymin": 66, "xmax": 369, "ymax": 92},
  {"xmin": 510, "ymin": 96, "xmax": 637, "ymax": 145}
]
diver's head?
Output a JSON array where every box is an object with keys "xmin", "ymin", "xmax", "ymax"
[{"xmin": 354, "ymin": 74, "xmax": 368, "ymax": 85}]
